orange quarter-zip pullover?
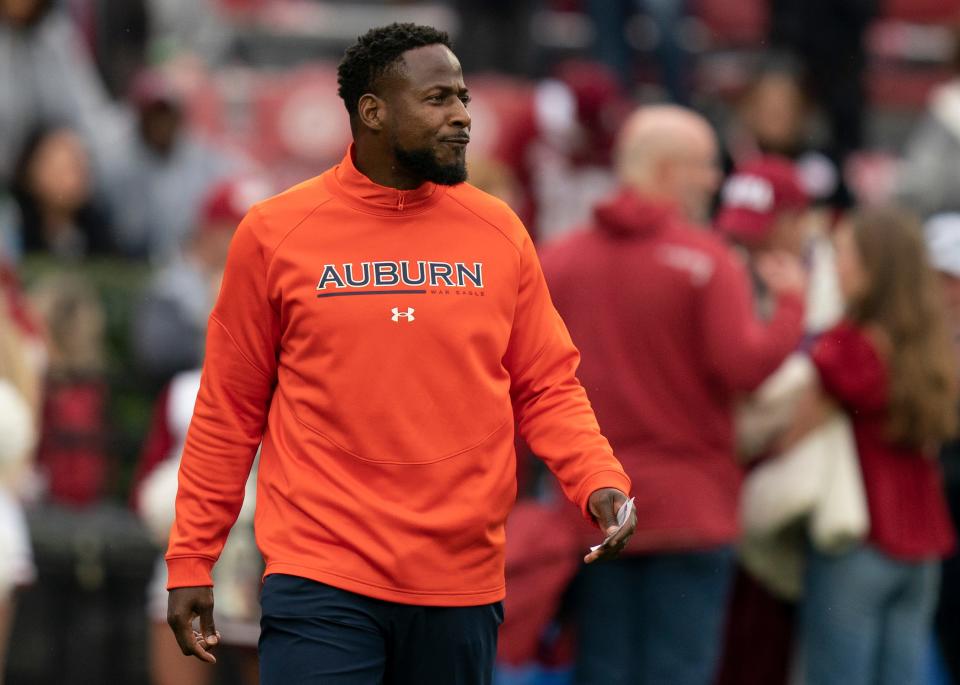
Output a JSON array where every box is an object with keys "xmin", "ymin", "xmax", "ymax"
[{"xmin": 165, "ymin": 147, "xmax": 631, "ymax": 606}]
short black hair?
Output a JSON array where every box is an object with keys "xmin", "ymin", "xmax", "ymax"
[{"xmin": 337, "ymin": 23, "xmax": 452, "ymax": 117}]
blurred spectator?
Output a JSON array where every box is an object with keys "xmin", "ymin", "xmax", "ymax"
[
  {"xmin": 713, "ymin": 156, "xmax": 843, "ymax": 685},
  {"xmin": 769, "ymin": 0, "xmax": 878, "ymax": 162},
  {"xmin": 467, "ymin": 157, "xmax": 524, "ymax": 214},
  {"xmin": 463, "ymin": 61, "xmax": 629, "ymax": 241},
  {"xmin": 8, "ymin": 126, "xmax": 114, "ymax": 261},
  {"xmin": 927, "ymin": 214, "xmax": 960, "ymax": 335},
  {"xmin": 716, "ymin": 155, "xmax": 842, "ymax": 332},
  {"xmin": 105, "ymin": 68, "xmax": 240, "ymax": 261},
  {"xmin": 0, "ymin": 190, "xmax": 17, "ymax": 262},
  {"xmin": 716, "ymin": 157, "xmax": 810, "ymax": 258},
  {"xmin": 29, "ymin": 273, "xmax": 111, "ymax": 507},
  {"xmin": 71, "ymin": 0, "xmax": 149, "ymax": 97},
  {"xmin": 0, "ymin": 0, "xmax": 126, "ymax": 186},
  {"xmin": 896, "ymin": 32, "xmax": 960, "ymax": 219},
  {"xmin": 451, "ymin": 0, "xmax": 537, "ymax": 76},
  {"xmin": 134, "ymin": 329, "xmax": 261, "ymax": 685},
  {"xmin": 725, "ymin": 56, "xmax": 852, "ymax": 210},
  {"xmin": 790, "ymin": 207, "xmax": 957, "ymax": 684},
  {"xmin": 132, "ymin": 176, "xmax": 270, "ymax": 382},
  {"xmin": 531, "ymin": 60, "xmax": 631, "ymax": 242},
  {"xmin": 925, "ymin": 213, "xmax": 960, "ymax": 684},
  {"xmin": 0, "ymin": 261, "xmax": 45, "ymax": 362},
  {"xmin": 0, "ymin": 297, "xmax": 40, "ymax": 682},
  {"xmin": 147, "ymin": 0, "xmax": 234, "ymax": 63},
  {"xmin": 585, "ymin": 0, "xmax": 690, "ymax": 103},
  {"xmin": 540, "ymin": 106, "xmax": 806, "ymax": 685}
]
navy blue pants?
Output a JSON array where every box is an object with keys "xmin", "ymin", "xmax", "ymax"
[{"xmin": 258, "ymin": 574, "xmax": 503, "ymax": 685}]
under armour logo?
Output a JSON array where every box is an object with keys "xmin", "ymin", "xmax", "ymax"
[{"xmin": 391, "ymin": 307, "xmax": 415, "ymax": 322}]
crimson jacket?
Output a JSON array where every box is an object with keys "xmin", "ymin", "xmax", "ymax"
[{"xmin": 540, "ymin": 188, "xmax": 805, "ymax": 552}]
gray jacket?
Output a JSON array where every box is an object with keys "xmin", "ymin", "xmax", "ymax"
[
  {"xmin": 896, "ymin": 80, "xmax": 960, "ymax": 218},
  {"xmin": 0, "ymin": 11, "xmax": 127, "ymax": 184}
]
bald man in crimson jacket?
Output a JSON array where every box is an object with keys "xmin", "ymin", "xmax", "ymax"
[{"xmin": 540, "ymin": 105, "xmax": 807, "ymax": 685}]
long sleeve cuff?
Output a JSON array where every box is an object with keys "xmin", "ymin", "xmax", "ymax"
[
  {"xmin": 576, "ymin": 470, "xmax": 633, "ymax": 523},
  {"xmin": 166, "ymin": 556, "xmax": 216, "ymax": 590}
]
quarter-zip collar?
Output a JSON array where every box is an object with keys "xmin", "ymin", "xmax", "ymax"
[{"xmin": 325, "ymin": 144, "xmax": 447, "ymax": 216}]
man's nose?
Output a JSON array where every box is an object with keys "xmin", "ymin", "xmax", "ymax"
[{"xmin": 449, "ymin": 99, "xmax": 471, "ymax": 129}]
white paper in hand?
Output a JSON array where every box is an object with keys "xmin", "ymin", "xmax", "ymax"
[{"xmin": 590, "ymin": 497, "xmax": 635, "ymax": 553}]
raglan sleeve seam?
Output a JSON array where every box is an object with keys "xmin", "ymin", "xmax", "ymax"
[
  {"xmin": 508, "ymin": 338, "xmax": 551, "ymax": 382},
  {"xmin": 504, "ymin": 232, "xmax": 552, "ymax": 378},
  {"xmin": 262, "ymin": 196, "xmax": 336, "ymax": 272},
  {"xmin": 208, "ymin": 314, "xmax": 273, "ymax": 380},
  {"xmin": 444, "ymin": 192, "xmax": 524, "ymax": 259}
]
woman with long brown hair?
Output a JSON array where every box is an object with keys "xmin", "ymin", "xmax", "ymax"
[{"xmin": 797, "ymin": 207, "xmax": 957, "ymax": 684}]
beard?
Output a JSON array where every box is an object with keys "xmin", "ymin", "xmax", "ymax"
[{"xmin": 394, "ymin": 143, "xmax": 467, "ymax": 186}]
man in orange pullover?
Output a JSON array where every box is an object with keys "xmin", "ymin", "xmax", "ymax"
[{"xmin": 165, "ymin": 23, "xmax": 635, "ymax": 684}]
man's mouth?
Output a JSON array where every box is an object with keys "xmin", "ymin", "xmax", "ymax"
[{"xmin": 440, "ymin": 136, "xmax": 470, "ymax": 147}]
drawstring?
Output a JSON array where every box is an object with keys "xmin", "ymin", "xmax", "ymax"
[{"xmin": 397, "ymin": 192, "xmax": 405, "ymax": 211}]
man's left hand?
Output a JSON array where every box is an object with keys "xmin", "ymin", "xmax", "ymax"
[{"xmin": 584, "ymin": 488, "xmax": 636, "ymax": 564}]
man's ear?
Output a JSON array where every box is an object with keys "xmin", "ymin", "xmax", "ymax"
[{"xmin": 358, "ymin": 94, "xmax": 386, "ymax": 132}]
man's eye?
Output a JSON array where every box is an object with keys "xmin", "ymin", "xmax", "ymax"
[
  {"xmin": 459, "ymin": 95, "xmax": 471, "ymax": 106},
  {"xmin": 427, "ymin": 95, "xmax": 444, "ymax": 104}
]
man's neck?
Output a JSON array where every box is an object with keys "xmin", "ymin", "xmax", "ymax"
[
  {"xmin": 624, "ymin": 180, "xmax": 694, "ymax": 221},
  {"xmin": 353, "ymin": 143, "xmax": 423, "ymax": 190}
]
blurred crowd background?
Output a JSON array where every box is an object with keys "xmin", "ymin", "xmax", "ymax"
[{"xmin": 3, "ymin": 0, "xmax": 960, "ymax": 683}]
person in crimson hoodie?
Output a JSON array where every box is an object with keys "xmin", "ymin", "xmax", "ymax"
[
  {"xmin": 164, "ymin": 23, "xmax": 635, "ymax": 685},
  {"xmin": 540, "ymin": 105, "xmax": 807, "ymax": 685}
]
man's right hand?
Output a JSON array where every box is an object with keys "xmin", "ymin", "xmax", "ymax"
[
  {"xmin": 755, "ymin": 251, "xmax": 807, "ymax": 298},
  {"xmin": 167, "ymin": 586, "xmax": 221, "ymax": 664}
]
